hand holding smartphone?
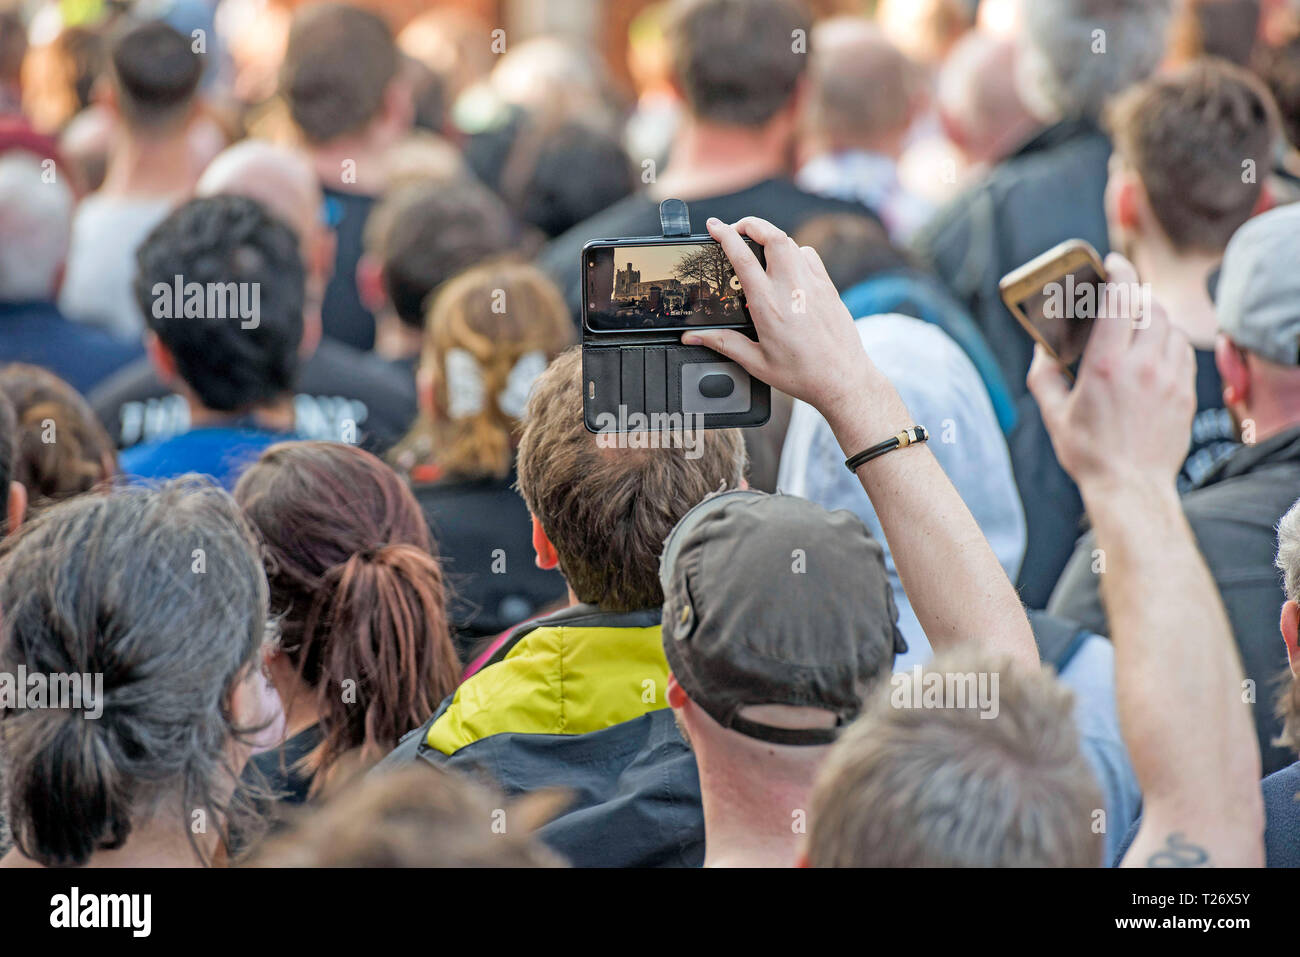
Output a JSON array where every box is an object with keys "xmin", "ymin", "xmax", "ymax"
[
  {"xmin": 999, "ymin": 239, "xmax": 1109, "ymax": 380},
  {"xmin": 579, "ymin": 202, "xmax": 771, "ymax": 433}
]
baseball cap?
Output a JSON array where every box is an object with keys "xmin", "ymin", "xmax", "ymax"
[
  {"xmin": 658, "ymin": 490, "xmax": 906, "ymax": 746},
  {"xmin": 1215, "ymin": 203, "xmax": 1300, "ymax": 366}
]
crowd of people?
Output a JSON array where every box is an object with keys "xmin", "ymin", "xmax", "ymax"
[{"xmin": 0, "ymin": 0, "xmax": 1298, "ymax": 870}]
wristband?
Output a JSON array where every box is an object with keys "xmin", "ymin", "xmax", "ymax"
[{"xmin": 844, "ymin": 425, "xmax": 928, "ymax": 472}]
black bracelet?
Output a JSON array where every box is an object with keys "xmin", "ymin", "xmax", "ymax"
[{"xmin": 844, "ymin": 425, "xmax": 929, "ymax": 472}]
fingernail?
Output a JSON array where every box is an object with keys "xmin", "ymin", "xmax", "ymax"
[
  {"xmin": 706, "ymin": 217, "xmax": 720, "ymax": 227},
  {"xmin": 682, "ymin": 334, "xmax": 701, "ymax": 345}
]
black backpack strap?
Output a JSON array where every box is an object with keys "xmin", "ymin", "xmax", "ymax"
[{"xmin": 1028, "ymin": 608, "xmax": 1093, "ymax": 673}]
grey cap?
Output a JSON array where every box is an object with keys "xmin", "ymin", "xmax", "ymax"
[
  {"xmin": 658, "ymin": 490, "xmax": 906, "ymax": 746},
  {"xmin": 1216, "ymin": 203, "xmax": 1300, "ymax": 366}
]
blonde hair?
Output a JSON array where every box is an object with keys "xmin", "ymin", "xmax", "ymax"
[{"xmin": 394, "ymin": 261, "xmax": 574, "ymax": 480}]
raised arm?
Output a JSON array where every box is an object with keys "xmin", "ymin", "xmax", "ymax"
[
  {"xmin": 1027, "ymin": 253, "xmax": 1263, "ymax": 868},
  {"xmin": 686, "ymin": 216, "xmax": 1036, "ymax": 670}
]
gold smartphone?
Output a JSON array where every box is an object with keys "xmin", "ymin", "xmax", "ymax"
[{"xmin": 999, "ymin": 239, "xmax": 1108, "ymax": 380}]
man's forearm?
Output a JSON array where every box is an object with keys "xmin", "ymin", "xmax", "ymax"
[
  {"xmin": 822, "ymin": 370, "xmax": 1037, "ymax": 670},
  {"xmin": 1086, "ymin": 483, "xmax": 1261, "ymax": 847}
]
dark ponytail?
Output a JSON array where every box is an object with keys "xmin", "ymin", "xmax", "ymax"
[
  {"xmin": 0, "ymin": 480, "xmax": 269, "ymax": 866},
  {"xmin": 301, "ymin": 543, "xmax": 458, "ymax": 779},
  {"xmin": 235, "ymin": 441, "xmax": 459, "ymax": 792}
]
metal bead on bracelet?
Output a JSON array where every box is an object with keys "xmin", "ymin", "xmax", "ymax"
[{"xmin": 843, "ymin": 426, "xmax": 929, "ymax": 473}]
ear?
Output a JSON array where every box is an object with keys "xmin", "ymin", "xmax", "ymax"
[
  {"xmin": 416, "ymin": 362, "xmax": 436, "ymax": 421},
  {"xmin": 531, "ymin": 514, "xmax": 560, "ymax": 570},
  {"xmin": 229, "ymin": 661, "xmax": 287, "ymax": 757},
  {"xmin": 5, "ymin": 480, "xmax": 26, "ymax": 536},
  {"xmin": 1112, "ymin": 173, "xmax": 1144, "ymax": 235},
  {"xmin": 94, "ymin": 74, "xmax": 116, "ymax": 114},
  {"xmin": 356, "ymin": 253, "xmax": 387, "ymax": 313},
  {"xmin": 299, "ymin": 302, "xmax": 322, "ymax": 361},
  {"xmin": 1282, "ymin": 600, "xmax": 1300, "ymax": 678},
  {"xmin": 381, "ymin": 76, "xmax": 415, "ymax": 134},
  {"xmin": 1215, "ymin": 334, "xmax": 1251, "ymax": 412},
  {"xmin": 667, "ymin": 673, "xmax": 688, "ymax": 709},
  {"xmin": 310, "ymin": 224, "xmax": 336, "ymax": 288},
  {"xmin": 145, "ymin": 333, "xmax": 178, "ymax": 387}
]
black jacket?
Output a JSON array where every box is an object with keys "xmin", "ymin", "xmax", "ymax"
[
  {"xmin": 1050, "ymin": 426, "xmax": 1300, "ymax": 776},
  {"xmin": 912, "ymin": 118, "xmax": 1112, "ymax": 606}
]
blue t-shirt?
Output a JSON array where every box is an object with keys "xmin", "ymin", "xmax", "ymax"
[{"xmin": 119, "ymin": 425, "xmax": 294, "ymax": 490}]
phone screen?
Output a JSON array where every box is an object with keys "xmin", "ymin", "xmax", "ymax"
[
  {"xmin": 584, "ymin": 240, "xmax": 759, "ymax": 332},
  {"xmin": 1011, "ymin": 262, "xmax": 1105, "ymax": 367}
]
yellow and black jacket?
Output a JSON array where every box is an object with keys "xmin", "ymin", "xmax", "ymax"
[{"xmin": 381, "ymin": 604, "xmax": 704, "ymax": 867}]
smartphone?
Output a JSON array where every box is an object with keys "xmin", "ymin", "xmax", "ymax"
[
  {"xmin": 582, "ymin": 237, "xmax": 765, "ymax": 334},
  {"xmin": 999, "ymin": 239, "xmax": 1108, "ymax": 373}
]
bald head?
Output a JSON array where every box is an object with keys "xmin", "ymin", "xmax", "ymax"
[
  {"xmin": 938, "ymin": 31, "xmax": 1038, "ymax": 164},
  {"xmin": 805, "ymin": 19, "xmax": 918, "ymax": 153},
  {"xmin": 196, "ymin": 139, "xmax": 321, "ymax": 250}
]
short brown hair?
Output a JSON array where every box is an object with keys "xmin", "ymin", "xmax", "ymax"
[
  {"xmin": 365, "ymin": 179, "xmax": 517, "ymax": 328},
  {"xmin": 1106, "ymin": 58, "xmax": 1279, "ymax": 254},
  {"xmin": 281, "ymin": 3, "xmax": 398, "ymax": 144},
  {"xmin": 805, "ymin": 20, "xmax": 917, "ymax": 148},
  {"xmin": 108, "ymin": 19, "xmax": 202, "ymax": 132},
  {"xmin": 666, "ymin": 0, "xmax": 812, "ymax": 127},
  {"xmin": 516, "ymin": 348, "xmax": 746, "ymax": 611},
  {"xmin": 807, "ymin": 652, "xmax": 1103, "ymax": 867},
  {"xmin": 248, "ymin": 763, "xmax": 566, "ymax": 867}
]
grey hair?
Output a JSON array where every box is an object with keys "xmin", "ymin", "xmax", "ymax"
[
  {"xmin": 1276, "ymin": 497, "xmax": 1300, "ymax": 603},
  {"xmin": 0, "ymin": 153, "xmax": 74, "ymax": 302},
  {"xmin": 807, "ymin": 649, "xmax": 1103, "ymax": 867},
  {"xmin": 0, "ymin": 477, "xmax": 270, "ymax": 866},
  {"xmin": 1019, "ymin": 0, "xmax": 1174, "ymax": 122}
]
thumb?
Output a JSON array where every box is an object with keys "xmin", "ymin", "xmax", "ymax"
[
  {"xmin": 682, "ymin": 329, "xmax": 762, "ymax": 373},
  {"xmin": 1027, "ymin": 343, "xmax": 1070, "ymax": 434}
]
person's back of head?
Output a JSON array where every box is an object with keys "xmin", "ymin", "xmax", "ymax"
[
  {"xmin": 806, "ymin": 650, "xmax": 1103, "ymax": 866},
  {"xmin": 516, "ymin": 348, "xmax": 746, "ymax": 612},
  {"xmin": 0, "ymin": 151, "xmax": 74, "ymax": 303},
  {"xmin": 0, "ymin": 364, "xmax": 115, "ymax": 521},
  {"xmin": 1106, "ymin": 57, "xmax": 1279, "ymax": 255},
  {"xmin": 501, "ymin": 120, "xmax": 637, "ymax": 239},
  {"xmin": 804, "ymin": 19, "xmax": 919, "ymax": 154},
  {"xmin": 793, "ymin": 213, "xmax": 906, "ymax": 290},
  {"xmin": 364, "ymin": 179, "xmax": 518, "ymax": 332},
  {"xmin": 280, "ymin": 3, "xmax": 399, "ymax": 146},
  {"xmin": 248, "ymin": 764, "xmax": 565, "ymax": 867},
  {"xmin": 937, "ymin": 30, "xmax": 1040, "ymax": 165},
  {"xmin": 233, "ymin": 441, "xmax": 459, "ymax": 787},
  {"xmin": 107, "ymin": 18, "xmax": 203, "ymax": 135},
  {"xmin": 196, "ymin": 139, "xmax": 323, "ymax": 255},
  {"xmin": 396, "ymin": 261, "xmax": 573, "ymax": 480},
  {"xmin": 134, "ymin": 194, "xmax": 305, "ymax": 415},
  {"xmin": 0, "ymin": 479, "xmax": 270, "ymax": 866},
  {"xmin": 1211, "ymin": 203, "xmax": 1300, "ymax": 433},
  {"xmin": 1018, "ymin": 0, "xmax": 1174, "ymax": 123},
  {"xmin": 1167, "ymin": 0, "xmax": 1262, "ymax": 67},
  {"xmin": 666, "ymin": 0, "xmax": 812, "ymax": 128}
]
